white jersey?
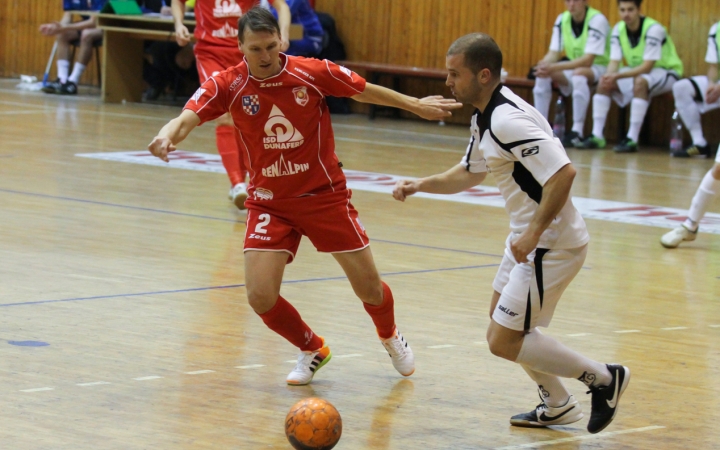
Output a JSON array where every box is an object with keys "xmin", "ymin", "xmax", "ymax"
[
  {"xmin": 461, "ymin": 85, "xmax": 589, "ymax": 250},
  {"xmin": 706, "ymin": 22, "xmax": 719, "ymax": 64},
  {"xmin": 549, "ymin": 11, "xmax": 610, "ymax": 57},
  {"xmin": 610, "ymin": 19, "xmax": 666, "ymax": 62}
]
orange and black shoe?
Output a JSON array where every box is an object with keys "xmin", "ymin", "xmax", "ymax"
[{"xmin": 286, "ymin": 338, "xmax": 332, "ymax": 386}]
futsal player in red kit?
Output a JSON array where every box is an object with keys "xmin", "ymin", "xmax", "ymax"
[
  {"xmin": 149, "ymin": 7, "xmax": 462, "ymax": 385},
  {"xmin": 172, "ymin": 0, "xmax": 291, "ymax": 209}
]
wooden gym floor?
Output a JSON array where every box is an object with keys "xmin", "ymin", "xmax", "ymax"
[{"xmin": 0, "ymin": 80, "xmax": 718, "ymax": 449}]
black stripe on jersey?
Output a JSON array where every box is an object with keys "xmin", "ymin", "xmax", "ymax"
[
  {"xmin": 477, "ymin": 84, "xmax": 522, "ymax": 138},
  {"xmin": 489, "ymin": 132, "xmax": 543, "ymax": 153},
  {"xmin": 689, "ymin": 77, "xmax": 704, "ymax": 103},
  {"xmin": 712, "ymin": 32, "xmax": 719, "ymax": 59},
  {"xmin": 512, "ymin": 162, "xmax": 543, "ymax": 204},
  {"xmin": 534, "ymin": 248, "xmax": 550, "ymax": 308},
  {"xmin": 465, "ymin": 111, "xmax": 479, "ymax": 171},
  {"xmin": 555, "ymin": 22, "xmax": 562, "ymax": 51}
]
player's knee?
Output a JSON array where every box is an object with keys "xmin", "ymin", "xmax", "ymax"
[
  {"xmin": 355, "ymin": 280, "xmax": 383, "ymax": 305},
  {"xmin": 80, "ymin": 30, "xmax": 95, "ymax": 45},
  {"xmin": 711, "ymin": 163, "xmax": 720, "ymax": 180},
  {"xmin": 672, "ymin": 79, "xmax": 692, "ymax": 100},
  {"xmin": 486, "ymin": 327, "xmax": 511, "ymax": 359},
  {"xmin": 571, "ymin": 74, "xmax": 588, "ymax": 90},
  {"xmin": 633, "ymin": 77, "xmax": 648, "ymax": 97},
  {"xmin": 246, "ymin": 287, "xmax": 279, "ymax": 313},
  {"xmin": 533, "ymin": 77, "xmax": 552, "ymax": 94}
]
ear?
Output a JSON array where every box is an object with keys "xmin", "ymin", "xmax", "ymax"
[{"xmin": 478, "ymin": 68, "xmax": 493, "ymax": 84}]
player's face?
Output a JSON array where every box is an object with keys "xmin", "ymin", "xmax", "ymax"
[
  {"xmin": 445, "ymin": 53, "xmax": 482, "ymax": 104},
  {"xmin": 564, "ymin": 0, "xmax": 587, "ymax": 17},
  {"xmin": 618, "ymin": 2, "xmax": 641, "ymax": 28},
  {"xmin": 239, "ymin": 29, "xmax": 283, "ymax": 79}
]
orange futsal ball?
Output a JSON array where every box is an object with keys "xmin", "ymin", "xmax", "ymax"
[{"xmin": 285, "ymin": 397, "xmax": 342, "ymax": 450}]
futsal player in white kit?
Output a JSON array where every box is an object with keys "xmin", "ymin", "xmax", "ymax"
[{"xmin": 393, "ymin": 33, "xmax": 630, "ymax": 434}]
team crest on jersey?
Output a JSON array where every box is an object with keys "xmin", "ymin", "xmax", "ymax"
[
  {"xmin": 242, "ymin": 95, "xmax": 260, "ymax": 115},
  {"xmin": 293, "ymin": 86, "xmax": 309, "ymax": 106},
  {"xmin": 191, "ymin": 88, "xmax": 206, "ymax": 104},
  {"xmin": 254, "ymin": 188, "xmax": 273, "ymax": 200}
]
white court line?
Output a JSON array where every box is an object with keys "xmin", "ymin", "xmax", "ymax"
[
  {"xmin": 236, "ymin": 364, "xmax": 265, "ymax": 369},
  {"xmin": 566, "ymin": 333, "xmax": 592, "ymax": 337},
  {"xmin": 428, "ymin": 344, "xmax": 456, "ymax": 349},
  {"xmin": 614, "ymin": 330, "xmax": 641, "ymax": 334},
  {"xmin": 77, "ymin": 381, "xmax": 111, "ymax": 387},
  {"xmin": 474, "ymin": 341, "xmax": 487, "ymax": 345},
  {"xmin": 334, "ymin": 354, "xmax": 363, "ymax": 358},
  {"xmin": 0, "ymin": 110, "xmax": 47, "ymax": 115},
  {"xmin": 20, "ymin": 387, "xmax": 54, "ymax": 392},
  {"xmin": 133, "ymin": 376, "xmax": 163, "ymax": 381},
  {"xmin": 185, "ymin": 370, "xmax": 215, "ymax": 375},
  {"xmin": 494, "ymin": 425, "xmax": 665, "ymax": 449},
  {"xmin": 336, "ymin": 137, "xmax": 457, "ymax": 153},
  {"xmin": 709, "ymin": 325, "xmax": 720, "ymax": 328},
  {"xmin": 661, "ymin": 327, "xmax": 688, "ymax": 331}
]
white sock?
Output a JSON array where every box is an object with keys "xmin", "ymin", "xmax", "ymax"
[
  {"xmin": 68, "ymin": 63, "xmax": 86, "ymax": 84},
  {"xmin": 673, "ymin": 80, "xmax": 707, "ymax": 147},
  {"xmin": 57, "ymin": 59, "xmax": 70, "ymax": 84},
  {"xmin": 684, "ymin": 170, "xmax": 720, "ymax": 230},
  {"xmin": 515, "ymin": 328, "xmax": 612, "ymax": 387},
  {"xmin": 571, "ymin": 75, "xmax": 590, "ymax": 136},
  {"xmin": 627, "ymin": 98, "xmax": 649, "ymax": 142},
  {"xmin": 591, "ymin": 94, "xmax": 611, "ymax": 139},
  {"xmin": 521, "ymin": 364, "xmax": 571, "ymax": 408},
  {"xmin": 533, "ymin": 77, "xmax": 553, "ymax": 120}
]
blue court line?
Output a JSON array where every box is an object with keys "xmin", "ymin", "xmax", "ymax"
[
  {"xmin": 0, "ymin": 264, "xmax": 498, "ymax": 308},
  {"xmin": 0, "ymin": 188, "xmax": 502, "ymax": 257}
]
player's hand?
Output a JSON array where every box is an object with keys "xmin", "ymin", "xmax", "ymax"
[
  {"xmin": 599, "ymin": 74, "xmax": 617, "ymax": 91},
  {"xmin": 415, "ymin": 95, "xmax": 463, "ymax": 120},
  {"xmin": 39, "ymin": 22, "xmax": 62, "ymax": 36},
  {"xmin": 393, "ymin": 179, "xmax": 420, "ymax": 202},
  {"xmin": 510, "ymin": 231, "xmax": 540, "ymax": 264},
  {"xmin": 280, "ymin": 36, "xmax": 290, "ymax": 52},
  {"xmin": 148, "ymin": 136, "xmax": 176, "ymax": 162},
  {"xmin": 175, "ymin": 25, "xmax": 191, "ymax": 46},
  {"xmin": 706, "ymin": 84, "xmax": 720, "ymax": 104}
]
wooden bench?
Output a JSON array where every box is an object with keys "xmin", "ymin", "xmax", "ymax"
[{"xmin": 337, "ymin": 61, "xmax": 534, "ymax": 119}]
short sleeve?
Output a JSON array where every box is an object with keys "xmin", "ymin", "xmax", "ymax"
[
  {"xmin": 706, "ymin": 23, "xmax": 719, "ymax": 64},
  {"xmin": 610, "ymin": 23, "xmax": 622, "ymax": 61},
  {"xmin": 585, "ymin": 14, "xmax": 610, "ymax": 56},
  {"xmin": 491, "ymin": 108, "xmax": 570, "ymax": 186},
  {"xmin": 183, "ymin": 76, "xmax": 228, "ymax": 125},
  {"xmin": 461, "ymin": 127, "xmax": 487, "ymax": 173},
  {"xmin": 549, "ymin": 14, "xmax": 563, "ymax": 53},
  {"xmin": 643, "ymin": 24, "xmax": 666, "ymax": 62},
  {"xmin": 301, "ymin": 59, "xmax": 366, "ymax": 98}
]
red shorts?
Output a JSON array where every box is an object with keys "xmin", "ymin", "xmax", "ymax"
[
  {"xmin": 194, "ymin": 45, "xmax": 244, "ymax": 83},
  {"xmin": 243, "ymin": 190, "xmax": 370, "ymax": 263}
]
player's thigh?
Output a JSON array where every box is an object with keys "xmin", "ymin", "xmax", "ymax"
[
  {"xmin": 300, "ymin": 192, "xmax": 370, "ymax": 254},
  {"xmin": 613, "ymin": 69, "xmax": 635, "ymax": 107},
  {"xmin": 645, "ymin": 69, "xmax": 679, "ymax": 98},
  {"xmin": 244, "ymin": 208, "xmax": 302, "ymax": 263},
  {"xmin": 554, "ymin": 70, "xmax": 572, "ymax": 96},
  {"xmin": 332, "ymin": 247, "xmax": 383, "ymax": 303}
]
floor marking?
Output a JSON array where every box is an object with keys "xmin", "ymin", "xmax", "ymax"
[
  {"xmin": 566, "ymin": 333, "xmax": 592, "ymax": 337},
  {"xmin": 20, "ymin": 387, "xmax": 54, "ymax": 392},
  {"xmin": 661, "ymin": 327, "xmax": 688, "ymax": 331},
  {"xmin": 334, "ymin": 354, "xmax": 363, "ymax": 358},
  {"xmin": 494, "ymin": 425, "xmax": 665, "ymax": 449},
  {"xmin": 77, "ymin": 381, "xmax": 111, "ymax": 387},
  {"xmin": 185, "ymin": 370, "xmax": 214, "ymax": 375},
  {"xmin": 614, "ymin": 330, "xmax": 641, "ymax": 333},
  {"xmin": 709, "ymin": 325, "xmax": 720, "ymax": 328},
  {"xmin": 133, "ymin": 376, "xmax": 163, "ymax": 381},
  {"xmin": 474, "ymin": 341, "xmax": 487, "ymax": 345},
  {"xmin": 428, "ymin": 344, "xmax": 456, "ymax": 349},
  {"xmin": 236, "ymin": 364, "xmax": 265, "ymax": 369},
  {"xmin": 336, "ymin": 137, "xmax": 459, "ymax": 154},
  {"xmin": 286, "ymin": 359, "xmax": 298, "ymax": 363}
]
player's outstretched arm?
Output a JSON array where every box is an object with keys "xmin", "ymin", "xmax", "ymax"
[
  {"xmin": 393, "ymin": 164, "xmax": 486, "ymax": 201},
  {"xmin": 352, "ymin": 83, "xmax": 462, "ymax": 121},
  {"xmin": 148, "ymin": 110, "xmax": 201, "ymax": 162}
]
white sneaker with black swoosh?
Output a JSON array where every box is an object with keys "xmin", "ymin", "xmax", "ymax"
[
  {"xmin": 587, "ymin": 364, "xmax": 631, "ymax": 434},
  {"xmin": 510, "ymin": 394, "xmax": 583, "ymax": 428}
]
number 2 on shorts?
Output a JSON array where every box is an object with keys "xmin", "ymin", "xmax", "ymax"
[{"xmin": 255, "ymin": 213, "xmax": 271, "ymax": 234}]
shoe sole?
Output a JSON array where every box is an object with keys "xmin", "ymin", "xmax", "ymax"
[
  {"xmin": 286, "ymin": 351, "xmax": 332, "ymax": 386},
  {"xmin": 660, "ymin": 240, "xmax": 680, "ymax": 249},
  {"xmin": 510, "ymin": 411, "xmax": 584, "ymax": 428},
  {"xmin": 233, "ymin": 193, "xmax": 248, "ymax": 210},
  {"xmin": 589, "ymin": 366, "xmax": 631, "ymax": 434}
]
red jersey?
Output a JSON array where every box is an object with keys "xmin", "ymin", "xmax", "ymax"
[
  {"xmin": 182, "ymin": 0, "xmax": 260, "ymax": 49},
  {"xmin": 184, "ymin": 54, "xmax": 367, "ymax": 200}
]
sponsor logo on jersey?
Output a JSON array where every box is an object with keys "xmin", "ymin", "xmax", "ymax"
[
  {"xmin": 260, "ymin": 81, "xmax": 283, "ymax": 88},
  {"xmin": 248, "ymin": 233, "xmax": 271, "ymax": 241},
  {"xmin": 263, "ymin": 105, "xmax": 304, "ymax": 149},
  {"xmin": 191, "ymin": 88, "xmax": 207, "ymax": 104},
  {"xmin": 293, "ymin": 86, "xmax": 309, "ymax": 106},
  {"xmin": 262, "ymin": 153, "xmax": 310, "ymax": 178},
  {"xmin": 294, "ymin": 67, "xmax": 315, "ymax": 81},
  {"xmin": 242, "ymin": 95, "xmax": 260, "ymax": 115},
  {"xmin": 254, "ymin": 187, "xmax": 274, "ymax": 200},
  {"xmin": 498, "ymin": 305, "xmax": 518, "ymax": 317},
  {"xmin": 229, "ymin": 74, "xmax": 244, "ymax": 91},
  {"xmin": 211, "ymin": 22, "xmax": 239, "ymax": 38},
  {"xmin": 339, "ymin": 66, "xmax": 353, "ymax": 78},
  {"xmin": 521, "ymin": 146, "xmax": 539, "ymax": 157},
  {"xmin": 213, "ymin": 0, "xmax": 243, "ymax": 18}
]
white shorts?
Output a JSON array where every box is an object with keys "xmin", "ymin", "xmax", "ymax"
[
  {"xmin": 492, "ymin": 238, "xmax": 588, "ymax": 332},
  {"xmin": 613, "ymin": 67, "xmax": 680, "ymax": 107},
  {"xmin": 557, "ymin": 64, "xmax": 608, "ymax": 97},
  {"xmin": 685, "ymin": 76, "xmax": 720, "ymax": 114}
]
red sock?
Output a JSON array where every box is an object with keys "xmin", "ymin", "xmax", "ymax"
[
  {"xmin": 363, "ymin": 281, "xmax": 396, "ymax": 339},
  {"xmin": 258, "ymin": 296, "xmax": 323, "ymax": 351},
  {"xmin": 216, "ymin": 125, "xmax": 243, "ymax": 186},
  {"xmin": 233, "ymin": 129, "xmax": 248, "ymax": 182}
]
